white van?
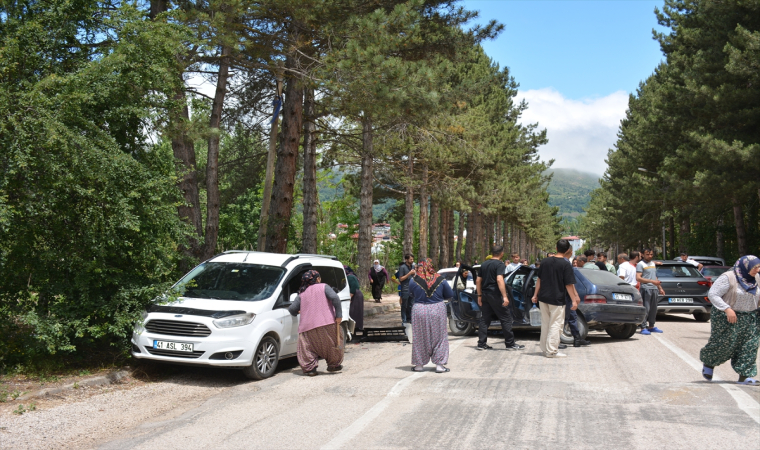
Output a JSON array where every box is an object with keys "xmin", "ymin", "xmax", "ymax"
[{"xmin": 130, "ymin": 252, "xmax": 354, "ymax": 379}]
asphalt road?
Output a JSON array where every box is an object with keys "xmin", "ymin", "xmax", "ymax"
[{"xmin": 92, "ymin": 312, "xmax": 760, "ymax": 450}]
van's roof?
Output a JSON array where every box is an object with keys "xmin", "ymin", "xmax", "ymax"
[{"xmin": 209, "ymin": 251, "xmax": 340, "ymax": 267}]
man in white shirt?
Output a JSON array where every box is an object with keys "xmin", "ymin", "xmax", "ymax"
[
  {"xmin": 504, "ymin": 253, "xmax": 521, "ymax": 275},
  {"xmin": 679, "ymin": 253, "xmax": 703, "ymax": 271},
  {"xmin": 617, "ymin": 251, "xmax": 640, "ymax": 286}
]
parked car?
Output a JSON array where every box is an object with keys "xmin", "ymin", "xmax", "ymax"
[
  {"xmin": 700, "ymin": 265, "xmax": 731, "ymax": 284},
  {"xmin": 438, "ymin": 267, "xmax": 476, "ymax": 291},
  {"xmin": 655, "ymin": 261, "xmax": 712, "ymax": 322},
  {"xmin": 131, "ymin": 251, "xmax": 355, "ymax": 380},
  {"xmin": 672, "ymin": 256, "xmax": 726, "ymax": 267},
  {"xmin": 447, "ymin": 264, "xmax": 646, "ymax": 343}
]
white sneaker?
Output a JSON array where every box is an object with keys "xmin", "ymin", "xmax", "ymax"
[{"xmin": 546, "ymin": 352, "xmax": 567, "ymax": 358}]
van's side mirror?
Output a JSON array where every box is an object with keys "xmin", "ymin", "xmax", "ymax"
[{"xmin": 289, "ymin": 293, "xmax": 298, "ymax": 303}]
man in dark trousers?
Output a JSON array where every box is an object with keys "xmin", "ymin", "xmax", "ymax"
[
  {"xmin": 562, "ymin": 246, "xmax": 590, "ymax": 348},
  {"xmin": 397, "ymin": 254, "xmax": 416, "ymax": 324},
  {"xmin": 475, "ymin": 245, "xmax": 525, "ymax": 351}
]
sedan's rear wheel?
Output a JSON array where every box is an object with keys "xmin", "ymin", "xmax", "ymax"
[
  {"xmin": 448, "ymin": 318, "xmax": 476, "ymax": 336},
  {"xmin": 242, "ymin": 336, "xmax": 279, "ymax": 380},
  {"xmin": 561, "ymin": 314, "xmax": 588, "ymax": 344},
  {"xmin": 693, "ymin": 312, "xmax": 711, "ymax": 322},
  {"xmin": 605, "ymin": 323, "xmax": 637, "ymax": 339}
]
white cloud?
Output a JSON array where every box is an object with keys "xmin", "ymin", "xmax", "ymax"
[{"xmin": 516, "ymin": 88, "xmax": 629, "ymax": 176}]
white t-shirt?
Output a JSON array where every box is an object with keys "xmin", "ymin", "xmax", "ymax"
[
  {"xmin": 683, "ymin": 258, "xmax": 700, "ymax": 267},
  {"xmin": 618, "ymin": 261, "xmax": 637, "ymax": 286}
]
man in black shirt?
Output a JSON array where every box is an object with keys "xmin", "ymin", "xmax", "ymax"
[
  {"xmin": 475, "ymin": 245, "xmax": 525, "ymax": 351},
  {"xmin": 532, "ymin": 239, "xmax": 581, "ymax": 358}
]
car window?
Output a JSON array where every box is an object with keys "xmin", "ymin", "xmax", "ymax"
[
  {"xmin": 657, "ymin": 265, "xmax": 702, "ymax": 278},
  {"xmin": 438, "ymin": 271, "xmax": 456, "ymax": 281},
  {"xmin": 313, "ymin": 266, "xmax": 347, "ymax": 293},
  {"xmin": 511, "ymin": 273, "xmax": 526, "ymax": 295},
  {"xmin": 176, "ymin": 263, "xmax": 285, "ymax": 301},
  {"xmin": 702, "ymin": 267, "xmax": 729, "ymax": 277},
  {"xmin": 578, "ymin": 269, "xmax": 625, "ymax": 285}
]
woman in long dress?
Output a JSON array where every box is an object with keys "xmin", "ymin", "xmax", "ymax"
[
  {"xmin": 345, "ymin": 265, "xmax": 364, "ymax": 331},
  {"xmin": 288, "ymin": 270, "xmax": 344, "ymax": 376},
  {"xmin": 409, "ymin": 259, "xmax": 454, "ymax": 373},
  {"xmin": 700, "ymin": 255, "xmax": 760, "ymax": 385},
  {"xmin": 369, "ymin": 260, "xmax": 389, "ymax": 303}
]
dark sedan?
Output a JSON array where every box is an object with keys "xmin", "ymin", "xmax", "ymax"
[
  {"xmin": 448, "ymin": 264, "xmax": 646, "ymax": 343},
  {"xmin": 654, "ymin": 262, "xmax": 712, "ymax": 322}
]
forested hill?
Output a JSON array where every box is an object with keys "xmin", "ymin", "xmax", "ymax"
[{"xmin": 545, "ymin": 169, "xmax": 600, "ymax": 219}]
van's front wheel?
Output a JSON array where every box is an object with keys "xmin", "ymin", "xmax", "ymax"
[{"xmin": 243, "ymin": 336, "xmax": 279, "ymax": 380}]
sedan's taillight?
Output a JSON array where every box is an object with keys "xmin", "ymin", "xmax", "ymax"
[
  {"xmin": 584, "ymin": 294, "xmax": 607, "ymax": 304},
  {"xmin": 697, "ymin": 280, "xmax": 712, "ymax": 288}
]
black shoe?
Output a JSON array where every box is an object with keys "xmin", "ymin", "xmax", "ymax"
[
  {"xmin": 574, "ymin": 339, "xmax": 591, "ymax": 347},
  {"xmin": 558, "ymin": 344, "xmax": 567, "ymax": 349},
  {"xmin": 327, "ymin": 365, "xmax": 343, "ymax": 372},
  {"xmin": 476, "ymin": 344, "xmax": 493, "ymax": 351},
  {"xmin": 305, "ymin": 369, "xmax": 318, "ymax": 377},
  {"xmin": 505, "ymin": 343, "xmax": 525, "ymax": 351}
]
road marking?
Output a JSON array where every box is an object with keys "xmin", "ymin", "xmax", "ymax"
[
  {"xmin": 321, "ymin": 337, "xmax": 468, "ymax": 450},
  {"xmin": 654, "ymin": 334, "xmax": 760, "ymax": 424}
]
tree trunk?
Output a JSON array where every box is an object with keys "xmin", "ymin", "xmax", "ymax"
[
  {"xmin": 511, "ymin": 224, "xmax": 518, "ymax": 257},
  {"xmin": 418, "ymin": 166, "xmax": 429, "ymax": 260},
  {"xmin": 403, "ymin": 153, "xmax": 414, "ymax": 256},
  {"xmin": 440, "ymin": 209, "xmax": 450, "ymax": 268},
  {"xmin": 679, "ymin": 217, "xmax": 690, "ymax": 254},
  {"xmin": 471, "ymin": 208, "xmax": 481, "ymax": 262},
  {"xmin": 502, "ymin": 218, "xmax": 509, "ymax": 251},
  {"xmin": 265, "ymin": 64, "xmax": 303, "ymax": 253},
  {"xmin": 485, "ymin": 215, "xmax": 493, "ymax": 254},
  {"xmin": 455, "ymin": 211, "xmax": 464, "ymax": 264},
  {"xmin": 357, "ymin": 116, "xmax": 374, "ymax": 289},
  {"xmin": 201, "ymin": 44, "xmax": 231, "ymax": 259},
  {"xmin": 429, "ymin": 199, "xmax": 440, "ymax": 265},
  {"xmin": 463, "ymin": 212, "xmax": 472, "ymax": 265},
  {"xmin": 716, "ymin": 217, "xmax": 724, "ymax": 260},
  {"xmin": 447, "ymin": 209, "xmax": 455, "ymax": 267},
  {"xmin": 733, "ymin": 200, "xmax": 748, "ymax": 256},
  {"xmin": 258, "ymin": 77, "xmax": 283, "ymax": 251},
  {"xmin": 301, "ymin": 87, "xmax": 318, "ymax": 254}
]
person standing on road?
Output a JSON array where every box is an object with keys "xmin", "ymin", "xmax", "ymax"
[
  {"xmin": 598, "ymin": 252, "xmax": 615, "ymax": 274},
  {"xmin": 345, "ymin": 266, "xmax": 364, "ymax": 332},
  {"xmin": 700, "ymin": 255, "xmax": 760, "ymax": 385},
  {"xmin": 369, "ymin": 259, "xmax": 389, "ymax": 303},
  {"xmin": 531, "ymin": 239, "xmax": 581, "ymax": 358},
  {"xmin": 618, "ymin": 251, "xmax": 640, "ymax": 286},
  {"xmin": 288, "ymin": 270, "xmax": 344, "ymax": 376},
  {"xmin": 583, "ymin": 250, "xmax": 604, "ymax": 270},
  {"xmin": 397, "ymin": 254, "xmax": 416, "ymax": 325},
  {"xmin": 476, "ymin": 245, "xmax": 525, "ymax": 351},
  {"xmin": 561, "ymin": 247, "xmax": 591, "ymax": 348},
  {"xmin": 409, "ymin": 259, "xmax": 454, "ymax": 373},
  {"xmin": 637, "ymin": 248, "xmax": 666, "ymax": 335},
  {"xmin": 679, "ymin": 253, "xmax": 704, "ymax": 272},
  {"xmin": 505, "ymin": 253, "xmax": 521, "ymax": 275}
]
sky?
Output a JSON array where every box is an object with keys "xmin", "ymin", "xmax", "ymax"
[{"xmin": 462, "ymin": 0, "xmax": 669, "ymax": 175}]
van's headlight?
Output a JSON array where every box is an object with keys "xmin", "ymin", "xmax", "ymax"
[{"xmin": 213, "ymin": 313, "xmax": 256, "ymax": 329}]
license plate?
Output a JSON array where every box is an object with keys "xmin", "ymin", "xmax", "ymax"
[
  {"xmin": 612, "ymin": 293, "xmax": 633, "ymax": 301},
  {"xmin": 153, "ymin": 340, "xmax": 194, "ymax": 352},
  {"xmin": 669, "ymin": 298, "xmax": 693, "ymax": 303}
]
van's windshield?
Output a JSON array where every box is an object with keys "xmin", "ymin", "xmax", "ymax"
[{"xmin": 175, "ymin": 263, "xmax": 285, "ymax": 301}]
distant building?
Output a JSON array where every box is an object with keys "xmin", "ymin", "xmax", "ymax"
[{"xmin": 562, "ymin": 236, "xmax": 585, "ymax": 255}]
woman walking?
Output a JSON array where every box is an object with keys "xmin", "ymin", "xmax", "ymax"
[
  {"xmin": 288, "ymin": 270, "xmax": 344, "ymax": 376},
  {"xmin": 409, "ymin": 259, "xmax": 454, "ymax": 373},
  {"xmin": 369, "ymin": 259, "xmax": 389, "ymax": 303},
  {"xmin": 700, "ymin": 255, "xmax": 760, "ymax": 385},
  {"xmin": 345, "ymin": 266, "xmax": 364, "ymax": 332}
]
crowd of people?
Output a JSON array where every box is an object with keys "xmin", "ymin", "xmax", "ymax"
[{"xmin": 286, "ymin": 242, "xmax": 759, "ymax": 386}]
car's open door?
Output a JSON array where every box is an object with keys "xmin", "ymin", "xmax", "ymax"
[
  {"xmin": 506, "ymin": 266, "xmax": 533, "ymax": 324},
  {"xmin": 449, "ymin": 265, "xmax": 480, "ymax": 322}
]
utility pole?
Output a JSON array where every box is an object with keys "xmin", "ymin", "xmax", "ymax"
[{"xmin": 257, "ymin": 67, "xmax": 284, "ymax": 251}]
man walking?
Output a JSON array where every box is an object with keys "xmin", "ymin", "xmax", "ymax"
[
  {"xmin": 531, "ymin": 239, "xmax": 581, "ymax": 358},
  {"xmin": 476, "ymin": 245, "xmax": 525, "ymax": 351},
  {"xmin": 397, "ymin": 254, "xmax": 416, "ymax": 325},
  {"xmin": 637, "ymin": 248, "xmax": 665, "ymax": 335},
  {"xmin": 369, "ymin": 259, "xmax": 389, "ymax": 303},
  {"xmin": 598, "ymin": 252, "xmax": 615, "ymax": 274},
  {"xmin": 617, "ymin": 252, "xmax": 640, "ymax": 286}
]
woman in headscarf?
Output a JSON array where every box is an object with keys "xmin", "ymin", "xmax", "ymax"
[
  {"xmin": 700, "ymin": 255, "xmax": 760, "ymax": 385},
  {"xmin": 369, "ymin": 259, "xmax": 389, "ymax": 303},
  {"xmin": 288, "ymin": 270, "xmax": 344, "ymax": 376},
  {"xmin": 344, "ymin": 265, "xmax": 364, "ymax": 331},
  {"xmin": 409, "ymin": 259, "xmax": 454, "ymax": 373}
]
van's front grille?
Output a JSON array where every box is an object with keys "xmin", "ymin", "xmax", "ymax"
[
  {"xmin": 146, "ymin": 348, "xmax": 205, "ymax": 359},
  {"xmin": 144, "ymin": 320, "xmax": 212, "ymax": 337}
]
